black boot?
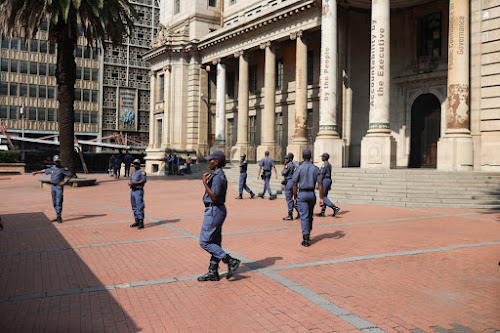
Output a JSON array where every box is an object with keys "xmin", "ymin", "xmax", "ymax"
[
  {"xmin": 269, "ymin": 194, "xmax": 277, "ymax": 200},
  {"xmin": 283, "ymin": 211, "xmax": 293, "ymax": 221},
  {"xmin": 316, "ymin": 209, "xmax": 325, "ymax": 217},
  {"xmin": 301, "ymin": 234, "xmax": 311, "ymax": 247},
  {"xmin": 137, "ymin": 219, "xmax": 144, "ymax": 229},
  {"xmin": 250, "ymin": 192, "xmax": 255, "ymax": 199},
  {"xmin": 222, "ymin": 254, "xmax": 241, "ymax": 279},
  {"xmin": 332, "ymin": 206, "xmax": 340, "ymax": 217},
  {"xmin": 56, "ymin": 214, "xmax": 62, "ymax": 223},
  {"xmin": 235, "ymin": 195, "xmax": 243, "ymax": 200},
  {"xmin": 197, "ymin": 264, "xmax": 220, "ymax": 282},
  {"xmin": 258, "ymin": 193, "xmax": 264, "ymax": 198},
  {"xmin": 50, "ymin": 216, "xmax": 58, "ymax": 222},
  {"xmin": 130, "ymin": 218, "xmax": 140, "ymax": 228},
  {"xmin": 295, "ymin": 208, "xmax": 300, "ymax": 219}
]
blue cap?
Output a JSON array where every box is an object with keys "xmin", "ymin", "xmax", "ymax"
[
  {"xmin": 53, "ymin": 155, "xmax": 61, "ymax": 162},
  {"xmin": 285, "ymin": 153, "xmax": 294, "ymax": 160},
  {"xmin": 265, "ymin": 150, "xmax": 270, "ymax": 156},
  {"xmin": 302, "ymin": 148, "xmax": 312, "ymax": 158},
  {"xmin": 205, "ymin": 150, "xmax": 226, "ymax": 163},
  {"xmin": 241, "ymin": 153, "xmax": 246, "ymax": 158},
  {"xmin": 132, "ymin": 159, "xmax": 141, "ymax": 165},
  {"xmin": 321, "ymin": 152, "xmax": 330, "ymax": 159}
]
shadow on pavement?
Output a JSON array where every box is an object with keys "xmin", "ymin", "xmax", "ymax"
[
  {"xmin": 312, "ymin": 230, "xmax": 345, "ymax": 245},
  {"xmin": 63, "ymin": 214, "xmax": 107, "ymax": 222},
  {"xmin": 145, "ymin": 218, "xmax": 181, "ymax": 228},
  {"xmin": 0, "ymin": 212, "xmax": 140, "ymax": 332}
]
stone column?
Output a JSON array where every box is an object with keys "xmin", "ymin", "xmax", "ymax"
[
  {"xmin": 437, "ymin": 0, "xmax": 473, "ymax": 171},
  {"xmin": 314, "ymin": 0, "xmax": 344, "ymax": 167},
  {"xmin": 162, "ymin": 65, "xmax": 171, "ymax": 148},
  {"xmin": 215, "ymin": 60, "xmax": 226, "ymax": 150},
  {"xmin": 231, "ymin": 50, "xmax": 249, "ymax": 161},
  {"xmin": 360, "ymin": 0, "xmax": 396, "ymax": 169},
  {"xmin": 148, "ymin": 72, "xmax": 156, "ymax": 149},
  {"xmin": 257, "ymin": 42, "xmax": 278, "ymax": 160},
  {"xmin": 287, "ymin": 31, "xmax": 310, "ymax": 162}
]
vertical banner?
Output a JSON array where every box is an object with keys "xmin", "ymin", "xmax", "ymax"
[{"xmin": 118, "ymin": 88, "xmax": 138, "ymax": 131}]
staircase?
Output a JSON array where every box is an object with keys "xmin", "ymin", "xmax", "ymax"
[{"xmin": 213, "ymin": 163, "xmax": 500, "ymax": 209}]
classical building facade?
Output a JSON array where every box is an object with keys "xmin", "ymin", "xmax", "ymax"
[
  {"xmin": 0, "ymin": 0, "xmax": 159, "ymax": 150},
  {"xmin": 144, "ymin": 0, "xmax": 500, "ymax": 174}
]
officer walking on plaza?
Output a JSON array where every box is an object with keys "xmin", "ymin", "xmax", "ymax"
[
  {"xmin": 292, "ymin": 148, "xmax": 324, "ymax": 247},
  {"xmin": 198, "ymin": 151, "xmax": 241, "ymax": 281},
  {"xmin": 282, "ymin": 153, "xmax": 300, "ymax": 220},
  {"xmin": 236, "ymin": 153, "xmax": 255, "ymax": 199},
  {"xmin": 317, "ymin": 153, "xmax": 341, "ymax": 217},
  {"xmin": 129, "ymin": 159, "xmax": 147, "ymax": 229},
  {"xmin": 257, "ymin": 151, "xmax": 278, "ymax": 200},
  {"xmin": 123, "ymin": 151, "xmax": 134, "ymax": 177},
  {"xmin": 113, "ymin": 154, "xmax": 122, "ymax": 179},
  {"xmin": 32, "ymin": 155, "xmax": 73, "ymax": 223}
]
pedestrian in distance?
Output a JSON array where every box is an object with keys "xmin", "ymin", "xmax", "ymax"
[
  {"xmin": 113, "ymin": 154, "xmax": 122, "ymax": 179},
  {"xmin": 198, "ymin": 150, "xmax": 241, "ymax": 282},
  {"xmin": 235, "ymin": 153, "xmax": 255, "ymax": 199},
  {"xmin": 124, "ymin": 151, "xmax": 134, "ymax": 177},
  {"xmin": 32, "ymin": 155, "xmax": 73, "ymax": 223},
  {"xmin": 257, "ymin": 150, "xmax": 278, "ymax": 200},
  {"xmin": 129, "ymin": 159, "xmax": 147, "ymax": 229},
  {"xmin": 292, "ymin": 148, "xmax": 324, "ymax": 247},
  {"xmin": 316, "ymin": 153, "xmax": 341, "ymax": 217},
  {"xmin": 109, "ymin": 155, "xmax": 116, "ymax": 177},
  {"xmin": 282, "ymin": 153, "xmax": 300, "ymax": 220},
  {"xmin": 167, "ymin": 154, "xmax": 174, "ymax": 175}
]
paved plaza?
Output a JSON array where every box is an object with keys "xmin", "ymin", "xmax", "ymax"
[{"xmin": 0, "ymin": 173, "xmax": 499, "ymax": 332}]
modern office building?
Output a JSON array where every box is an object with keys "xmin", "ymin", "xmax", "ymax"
[
  {"xmin": 144, "ymin": 0, "xmax": 500, "ymax": 174},
  {"xmin": 0, "ymin": 0, "xmax": 160, "ymax": 151}
]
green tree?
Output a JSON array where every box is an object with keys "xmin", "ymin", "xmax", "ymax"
[{"xmin": 0, "ymin": 0, "xmax": 136, "ymax": 172}]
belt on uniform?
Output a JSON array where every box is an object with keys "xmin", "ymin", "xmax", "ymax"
[
  {"xmin": 299, "ymin": 189, "xmax": 314, "ymax": 192},
  {"xmin": 204, "ymin": 203, "xmax": 223, "ymax": 207},
  {"xmin": 131, "ymin": 188, "xmax": 143, "ymax": 191}
]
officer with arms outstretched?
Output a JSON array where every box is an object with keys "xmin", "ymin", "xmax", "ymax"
[{"xmin": 33, "ymin": 155, "xmax": 73, "ymax": 223}]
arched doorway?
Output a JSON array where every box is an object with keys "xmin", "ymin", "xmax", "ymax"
[{"xmin": 409, "ymin": 94, "xmax": 441, "ymax": 168}]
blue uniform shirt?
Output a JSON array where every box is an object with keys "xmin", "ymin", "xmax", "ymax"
[
  {"xmin": 283, "ymin": 161, "xmax": 297, "ymax": 180},
  {"xmin": 45, "ymin": 165, "xmax": 72, "ymax": 185},
  {"xmin": 292, "ymin": 161, "xmax": 320, "ymax": 190},
  {"xmin": 130, "ymin": 168, "xmax": 147, "ymax": 190},
  {"xmin": 320, "ymin": 161, "xmax": 332, "ymax": 179},
  {"xmin": 240, "ymin": 159, "xmax": 248, "ymax": 173},
  {"xmin": 259, "ymin": 157, "xmax": 275, "ymax": 171},
  {"xmin": 203, "ymin": 168, "xmax": 227, "ymax": 205}
]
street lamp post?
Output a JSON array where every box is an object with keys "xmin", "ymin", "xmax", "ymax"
[{"xmin": 20, "ymin": 103, "xmax": 25, "ymax": 160}]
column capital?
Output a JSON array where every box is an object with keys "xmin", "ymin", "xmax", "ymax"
[
  {"xmin": 149, "ymin": 71, "xmax": 156, "ymax": 77},
  {"xmin": 260, "ymin": 41, "xmax": 272, "ymax": 50},
  {"xmin": 212, "ymin": 58, "xmax": 221, "ymax": 65},
  {"xmin": 234, "ymin": 50, "xmax": 245, "ymax": 58},
  {"xmin": 290, "ymin": 30, "xmax": 303, "ymax": 40},
  {"xmin": 162, "ymin": 65, "xmax": 171, "ymax": 72}
]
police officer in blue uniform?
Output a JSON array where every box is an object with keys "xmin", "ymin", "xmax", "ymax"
[
  {"xmin": 235, "ymin": 153, "xmax": 255, "ymax": 199},
  {"xmin": 198, "ymin": 151, "xmax": 241, "ymax": 281},
  {"xmin": 33, "ymin": 155, "xmax": 73, "ymax": 223},
  {"xmin": 129, "ymin": 159, "xmax": 147, "ymax": 229},
  {"xmin": 123, "ymin": 152, "xmax": 134, "ymax": 177},
  {"xmin": 113, "ymin": 154, "xmax": 122, "ymax": 179},
  {"xmin": 292, "ymin": 149, "xmax": 324, "ymax": 247},
  {"xmin": 257, "ymin": 151, "xmax": 278, "ymax": 200},
  {"xmin": 282, "ymin": 153, "xmax": 300, "ymax": 221},
  {"xmin": 317, "ymin": 153, "xmax": 341, "ymax": 217}
]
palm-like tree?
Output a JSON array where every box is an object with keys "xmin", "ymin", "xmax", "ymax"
[{"xmin": 0, "ymin": 0, "xmax": 136, "ymax": 172}]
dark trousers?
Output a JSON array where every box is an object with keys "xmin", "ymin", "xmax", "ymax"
[
  {"xmin": 239, "ymin": 173, "xmax": 252, "ymax": 195},
  {"xmin": 321, "ymin": 178, "xmax": 335, "ymax": 209},
  {"xmin": 51, "ymin": 185, "xmax": 64, "ymax": 214},
  {"xmin": 199, "ymin": 205, "xmax": 227, "ymax": 265},
  {"xmin": 297, "ymin": 191, "xmax": 316, "ymax": 235},
  {"xmin": 262, "ymin": 171, "xmax": 272, "ymax": 196},
  {"xmin": 285, "ymin": 180, "xmax": 294, "ymax": 212},
  {"xmin": 124, "ymin": 164, "xmax": 131, "ymax": 177},
  {"xmin": 131, "ymin": 189, "xmax": 145, "ymax": 219}
]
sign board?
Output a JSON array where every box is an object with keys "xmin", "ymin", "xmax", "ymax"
[{"xmin": 117, "ymin": 88, "xmax": 138, "ymax": 131}]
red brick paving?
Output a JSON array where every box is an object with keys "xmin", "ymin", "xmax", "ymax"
[{"xmin": 0, "ymin": 173, "xmax": 498, "ymax": 332}]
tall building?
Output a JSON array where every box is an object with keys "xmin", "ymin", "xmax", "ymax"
[
  {"xmin": 144, "ymin": 0, "xmax": 500, "ymax": 173},
  {"xmin": 0, "ymin": 0, "xmax": 160, "ymax": 151}
]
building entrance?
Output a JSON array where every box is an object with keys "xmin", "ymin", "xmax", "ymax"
[{"xmin": 409, "ymin": 94, "xmax": 441, "ymax": 168}]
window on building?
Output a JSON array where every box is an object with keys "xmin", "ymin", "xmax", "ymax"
[
  {"xmin": 92, "ymin": 90, "xmax": 98, "ymax": 103},
  {"xmin": 83, "ymin": 89, "xmax": 90, "ymax": 102},
  {"xmin": 40, "ymin": 20, "xmax": 48, "ymax": 31},
  {"xmin": 306, "ymin": 108, "xmax": 314, "ymax": 146},
  {"xmin": 276, "ymin": 58, "xmax": 284, "ymax": 90},
  {"xmin": 39, "ymin": 86, "xmax": 46, "ymax": 98},
  {"xmin": 49, "ymin": 42, "xmax": 56, "ymax": 54},
  {"xmin": 76, "ymin": 45, "xmax": 83, "ymax": 58},
  {"xmin": 1, "ymin": 59, "xmax": 8, "ymax": 72},
  {"xmin": 419, "ymin": 12, "xmax": 442, "ymax": 57},
  {"xmin": 90, "ymin": 111, "xmax": 98, "ymax": 124},
  {"xmin": 249, "ymin": 115, "xmax": 257, "ymax": 146},
  {"xmin": 38, "ymin": 108, "xmax": 46, "ymax": 121},
  {"xmin": 275, "ymin": 112, "xmax": 283, "ymax": 146},
  {"xmin": 48, "ymin": 86, "xmax": 55, "ymax": 99},
  {"xmin": 159, "ymin": 74, "xmax": 165, "ymax": 101},
  {"xmin": 1, "ymin": 36, "xmax": 8, "ymax": 49},
  {"xmin": 230, "ymin": 0, "xmax": 236, "ymax": 4},
  {"xmin": 156, "ymin": 119, "xmax": 163, "ymax": 147},
  {"xmin": 92, "ymin": 48, "xmax": 98, "ymax": 60},
  {"xmin": 9, "ymin": 106, "xmax": 17, "ymax": 119},
  {"xmin": 74, "ymin": 110, "xmax": 81, "ymax": 123},
  {"xmin": 29, "ymin": 39, "xmax": 38, "ymax": 52},
  {"xmin": 307, "ymin": 51, "xmax": 314, "ymax": 85},
  {"xmin": 83, "ymin": 68, "xmax": 90, "ymax": 80},
  {"xmin": 39, "ymin": 63, "xmax": 47, "ymax": 76},
  {"xmin": 9, "ymin": 83, "xmax": 18, "ymax": 96},
  {"xmin": 83, "ymin": 47, "xmax": 90, "ymax": 59},
  {"xmin": 20, "ymin": 61, "xmax": 28, "ymax": 74},
  {"xmin": 76, "ymin": 67, "xmax": 82, "ymax": 80},
  {"xmin": 28, "ymin": 107, "xmax": 36, "ymax": 120},
  {"xmin": 19, "ymin": 84, "xmax": 27, "ymax": 97},
  {"xmin": 227, "ymin": 71, "xmax": 234, "ymax": 99},
  {"xmin": 0, "ymin": 106, "xmax": 7, "ymax": 119},
  {"xmin": 249, "ymin": 65, "xmax": 257, "ymax": 94},
  {"xmin": 82, "ymin": 111, "xmax": 89, "ymax": 123},
  {"xmin": 19, "ymin": 38, "xmax": 27, "ymax": 51},
  {"xmin": 49, "ymin": 64, "xmax": 56, "ymax": 76},
  {"xmin": 208, "ymin": 0, "xmax": 216, "ymax": 7},
  {"xmin": 10, "ymin": 38, "xmax": 19, "ymax": 50},
  {"xmin": 30, "ymin": 62, "xmax": 38, "ymax": 75},
  {"xmin": 175, "ymin": 0, "xmax": 180, "ymax": 14},
  {"xmin": 39, "ymin": 40, "xmax": 47, "ymax": 53},
  {"xmin": 0, "ymin": 82, "xmax": 7, "ymax": 96},
  {"xmin": 75, "ymin": 88, "xmax": 81, "ymax": 101},
  {"xmin": 92, "ymin": 68, "xmax": 98, "ymax": 81},
  {"xmin": 29, "ymin": 84, "xmax": 37, "ymax": 97},
  {"xmin": 227, "ymin": 118, "xmax": 234, "ymax": 146},
  {"xmin": 48, "ymin": 108, "xmax": 56, "ymax": 121},
  {"xmin": 10, "ymin": 60, "xmax": 18, "ymax": 73}
]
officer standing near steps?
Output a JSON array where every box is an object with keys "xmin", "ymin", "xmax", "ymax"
[
  {"xmin": 282, "ymin": 153, "xmax": 300, "ymax": 221},
  {"xmin": 198, "ymin": 151, "xmax": 241, "ymax": 281},
  {"xmin": 235, "ymin": 153, "xmax": 255, "ymax": 199},
  {"xmin": 292, "ymin": 148, "xmax": 324, "ymax": 247},
  {"xmin": 129, "ymin": 159, "xmax": 147, "ymax": 229},
  {"xmin": 316, "ymin": 153, "xmax": 340, "ymax": 217},
  {"xmin": 257, "ymin": 151, "xmax": 278, "ymax": 200},
  {"xmin": 32, "ymin": 155, "xmax": 73, "ymax": 223}
]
